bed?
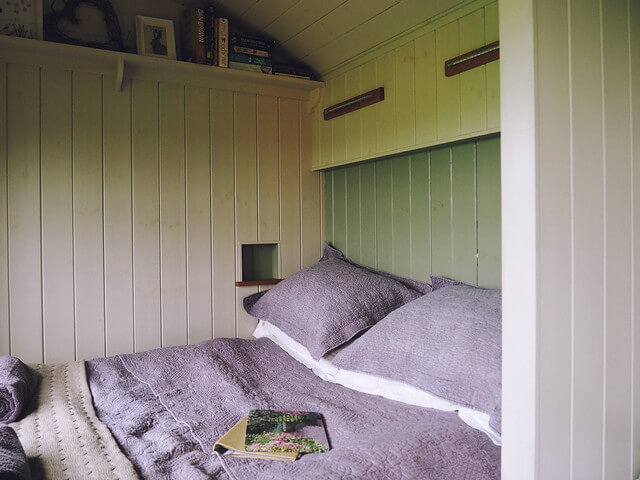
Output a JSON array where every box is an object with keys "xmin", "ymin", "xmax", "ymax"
[{"xmin": 2, "ymin": 244, "xmax": 501, "ymax": 480}]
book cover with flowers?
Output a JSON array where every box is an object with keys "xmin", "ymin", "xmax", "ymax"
[{"xmin": 245, "ymin": 410, "xmax": 329, "ymax": 454}]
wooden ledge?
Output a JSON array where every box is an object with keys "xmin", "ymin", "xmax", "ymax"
[{"xmin": 235, "ymin": 279, "xmax": 282, "ymax": 287}]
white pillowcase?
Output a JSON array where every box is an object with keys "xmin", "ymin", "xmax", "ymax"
[{"xmin": 253, "ymin": 320, "xmax": 501, "ymax": 445}]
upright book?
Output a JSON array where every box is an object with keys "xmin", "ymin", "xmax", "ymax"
[{"xmin": 182, "ymin": 5, "xmax": 206, "ymax": 64}]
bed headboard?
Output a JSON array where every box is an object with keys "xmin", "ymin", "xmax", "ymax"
[{"xmin": 325, "ymin": 135, "xmax": 500, "ymax": 288}]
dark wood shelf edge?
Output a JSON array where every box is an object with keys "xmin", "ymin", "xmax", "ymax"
[{"xmin": 235, "ymin": 279, "xmax": 282, "ymax": 287}]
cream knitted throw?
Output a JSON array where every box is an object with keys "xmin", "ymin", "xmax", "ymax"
[{"xmin": 10, "ymin": 362, "xmax": 138, "ymax": 480}]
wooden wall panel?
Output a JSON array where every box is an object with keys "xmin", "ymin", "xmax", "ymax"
[
  {"xmin": 41, "ymin": 68, "xmax": 75, "ymax": 363},
  {"xmin": 185, "ymin": 86, "xmax": 212, "ymax": 345},
  {"xmin": 0, "ymin": 63, "xmax": 8, "ymax": 357},
  {"xmin": 326, "ymin": 136, "xmax": 500, "ymax": 287},
  {"xmin": 0, "ymin": 59, "xmax": 319, "ymax": 360},
  {"xmin": 103, "ymin": 76, "xmax": 134, "ymax": 356},
  {"xmin": 132, "ymin": 79, "xmax": 161, "ymax": 353},
  {"xmin": 159, "ymin": 82, "xmax": 187, "ymax": 348},
  {"xmin": 312, "ymin": 1, "xmax": 500, "ymax": 170},
  {"xmin": 7, "ymin": 64, "xmax": 42, "ymax": 363},
  {"xmin": 211, "ymin": 89, "xmax": 236, "ymax": 340},
  {"xmin": 73, "ymin": 72, "xmax": 105, "ymax": 360}
]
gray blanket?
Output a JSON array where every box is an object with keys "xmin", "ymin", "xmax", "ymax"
[
  {"xmin": 87, "ymin": 338, "xmax": 500, "ymax": 480},
  {"xmin": 0, "ymin": 356, "xmax": 39, "ymax": 424},
  {"xmin": 0, "ymin": 426, "xmax": 30, "ymax": 480}
]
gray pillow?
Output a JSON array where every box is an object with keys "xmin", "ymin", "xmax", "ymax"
[
  {"xmin": 430, "ymin": 275, "xmax": 474, "ymax": 290},
  {"xmin": 332, "ymin": 284, "xmax": 502, "ymax": 419},
  {"xmin": 243, "ymin": 245, "xmax": 431, "ymax": 360}
]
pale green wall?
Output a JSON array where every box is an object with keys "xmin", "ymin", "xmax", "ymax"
[{"xmin": 325, "ymin": 135, "xmax": 501, "ymax": 287}]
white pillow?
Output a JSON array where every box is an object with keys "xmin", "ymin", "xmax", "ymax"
[{"xmin": 253, "ymin": 320, "xmax": 501, "ymax": 445}]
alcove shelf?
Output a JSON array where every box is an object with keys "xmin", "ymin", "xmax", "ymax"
[{"xmin": 0, "ymin": 36, "xmax": 324, "ymax": 99}]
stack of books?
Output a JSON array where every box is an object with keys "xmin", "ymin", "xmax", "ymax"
[
  {"xmin": 182, "ymin": 4, "xmax": 228, "ymax": 67},
  {"xmin": 229, "ymin": 33, "xmax": 276, "ymax": 74},
  {"xmin": 214, "ymin": 409, "xmax": 329, "ymax": 461}
]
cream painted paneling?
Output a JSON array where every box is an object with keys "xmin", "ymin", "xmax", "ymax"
[
  {"xmin": 312, "ymin": 0, "xmax": 499, "ymax": 170},
  {"xmin": 0, "ymin": 58, "xmax": 322, "ymax": 362},
  {"xmin": 500, "ymin": 0, "xmax": 640, "ymax": 479}
]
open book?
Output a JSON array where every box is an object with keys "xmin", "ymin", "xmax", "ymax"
[{"xmin": 213, "ymin": 410, "xmax": 329, "ymax": 462}]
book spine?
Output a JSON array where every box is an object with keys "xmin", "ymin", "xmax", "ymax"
[
  {"xmin": 231, "ymin": 34, "xmax": 273, "ymax": 51},
  {"xmin": 229, "ymin": 62, "xmax": 272, "ymax": 74},
  {"xmin": 274, "ymin": 72, "xmax": 311, "ymax": 80},
  {"xmin": 194, "ymin": 6, "xmax": 206, "ymax": 64},
  {"xmin": 217, "ymin": 18, "xmax": 229, "ymax": 67},
  {"xmin": 231, "ymin": 45, "xmax": 270, "ymax": 58},
  {"xmin": 229, "ymin": 52, "xmax": 271, "ymax": 66},
  {"xmin": 213, "ymin": 15, "xmax": 219, "ymax": 66},
  {"xmin": 205, "ymin": 5, "xmax": 215, "ymax": 65}
]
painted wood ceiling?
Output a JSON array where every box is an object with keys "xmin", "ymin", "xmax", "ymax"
[{"xmin": 182, "ymin": 0, "xmax": 466, "ymax": 75}]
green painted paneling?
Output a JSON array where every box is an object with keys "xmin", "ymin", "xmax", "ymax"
[
  {"xmin": 325, "ymin": 135, "xmax": 501, "ymax": 287},
  {"xmin": 375, "ymin": 161, "xmax": 393, "ymax": 271},
  {"xmin": 346, "ymin": 167, "xmax": 361, "ymax": 262},
  {"xmin": 325, "ymin": 170, "xmax": 334, "ymax": 245},
  {"xmin": 410, "ymin": 152, "xmax": 430, "ymax": 282},
  {"xmin": 451, "ymin": 141, "xmax": 477, "ymax": 284},
  {"xmin": 476, "ymin": 136, "xmax": 501, "ymax": 287},
  {"xmin": 359, "ymin": 163, "xmax": 377, "ymax": 267}
]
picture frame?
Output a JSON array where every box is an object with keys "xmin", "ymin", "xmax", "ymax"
[
  {"xmin": 0, "ymin": 0, "xmax": 43, "ymax": 39},
  {"xmin": 135, "ymin": 15, "xmax": 176, "ymax": 60}
]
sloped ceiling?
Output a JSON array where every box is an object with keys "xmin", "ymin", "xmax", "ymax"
[{"xmin": 183, "ymin": 0, "xmax": 466, "ymax": 75}]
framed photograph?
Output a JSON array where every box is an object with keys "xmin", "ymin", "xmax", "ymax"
[
  {"xmin": 0, "ymin": 0, "xmax": 43, "ymax": 39},
  {"xmin": 135, "ymin": 15, "xmax": 176, "ymax": 60}
]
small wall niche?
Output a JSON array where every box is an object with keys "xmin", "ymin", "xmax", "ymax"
[{"xmin": 237, "ymin": 243, "xmax": 281, "ymax": 287}]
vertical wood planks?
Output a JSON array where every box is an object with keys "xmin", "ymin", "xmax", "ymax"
[
  {"xmin": 476, "ymin": 136, "xmax": 501, "ymax": 288},
  {"xmin": 409, "ymin": 152, "xmax": 430, "ymax": 282},
  {"xmin": 103, "ymin": 75, "xmax": 133, "ymax": 356},
  {"xmin": 391, "ymin": 156, "xmax": 411, "ymax": 276},
  {"xmin": 330, "ymin": 76, "xmax": 346, "ymax": 164},
  {"xmin": 375, "ymin": 160, "xmax": 392, "ymax": 272},
  {"xmin": 211, "ymin": 89, "xmax": 236, "ymax": 339},
  {"xmin": 459, "ymin": 9, "xmax": 487, "ymax": 134},
  {"xmin": 234, "ymin": 92, "xmax": 258, "ymax": 337},
  {"xmin": 359, "ymin": 61, "xmax": 378, "ymax": 159},
  {"xmin": 279, "ymin": 98, "xmax": 301, "ymax": 277},
  {"xmin": 7, "ymin": 64, "xmax": 43, "ymax": 362},
  {"xmin": 311, "ymin": 2, "xmax": 500, "ymax": 169},
  {"xmin": 325, "ymin": 170, "xmax": 334, "ymax": 245},
  {"xmin": 484, "ymin": 2, "xmax": 500, "ymax": 129},
  {"xmin": 435, "ymin": 21, "xmax": 460, "ymax": 139},
  {"xmin": 185, "ymin": 86, "xmax": 212, "ymax": 344},
  {"xmin": 0, "ymin": 64, "xmax": 8, "ymax": 356},
  {"xmin": 131, "ymin": 79, "xmax": 161, "ymax": 353},
  {"xmin": 257, "ymin": 95, "xmax": 280, "ymax": 242},
  {"xmin": 73, "ymin": 72, "xmax": 105, "ymax": 360},
  {"xmin": 450, "ymin": 142, "xmax": 477, "ymax": 284},
  {"xmin": 375, "ymin": 51, "xmax": 396, "ymax": 153},
  {"xmin": 345, "ymin": 167, "xmax": 360, "ymax": 262},
  {"xmin": 568, "ymin": 1, "xmax": 604, "ymax": 475},
  {"xmin": 359, "ymin": 162, "xmax": 377, "ymax": 268},
  {"xmin": 344, "ymin": 68, "xmax": 362, "ymax": 161},
  {"xmin": 40, "ymin": 68, "xmax": 75, "ymax": 363},
  {"xmin": 159, "ymin": 82, "xmax": 187, "ymax": 347},
  {"xmin": 414, "ymin": 31, "xmax": 437, "ymax": 145},
  {"xmin": 331, "ymin": 168, "xmax": 347, "ymax": 254},
  {"xmin": 325, "ymin": 137, "xmax": 500, "ymax": 286},
  {"xmin": 429, "ymin": 146, "xmax": 453, "ymax": 277},
  {"xmin": 300, "ymin": 104, "xmax": 322, "ymax": 267},
  {"xmin": 395, "ymin": 42, "xmax": 416, "ymax": 149},
  {"xmin": 7, "ymin": 64, "xmax": 44, "ymax": 361},
  {"xmin": 601, "ymin": 1, "xmax": 632, "ymax": 477}
]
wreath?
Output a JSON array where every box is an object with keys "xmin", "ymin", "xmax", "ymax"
[{"xmin": 43, "ymin": 0, "xmax": 124, "ymax": 51}]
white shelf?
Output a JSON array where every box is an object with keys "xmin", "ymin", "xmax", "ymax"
[{"xmin": 0, "ymin": 35, "xmax": 323, "ymax": 99}]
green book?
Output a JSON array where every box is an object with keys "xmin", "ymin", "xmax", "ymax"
[
  {"xmin": 245, "ymin": 410, "xmax": 330, "ymax": 454},
  {"xmin": 229, "ymin": 52, "xmax": 272, "ymax": 66}
]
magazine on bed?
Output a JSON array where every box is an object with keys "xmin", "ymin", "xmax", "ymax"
[{"xmin": 213, "ymin": 409, "xmax": 329, "ymax": 461}]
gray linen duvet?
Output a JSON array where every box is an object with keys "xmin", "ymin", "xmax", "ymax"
[{"xmin": 86, "ymin": 337, "xmax": 500, "ymax": 480}]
